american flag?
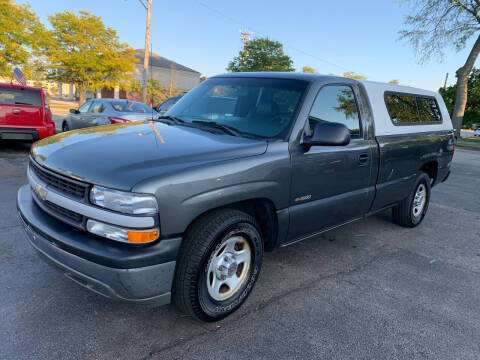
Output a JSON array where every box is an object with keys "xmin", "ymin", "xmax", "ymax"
[{"xmin": 13, "ymin": 67, "xmax": 26, "ymax": 86}]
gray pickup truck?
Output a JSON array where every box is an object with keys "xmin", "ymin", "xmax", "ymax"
[{"xmin": 17, "ymin": 73, "xmax": 454, "ymax": 322}]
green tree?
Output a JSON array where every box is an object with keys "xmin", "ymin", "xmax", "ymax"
[
  {"xmin": 389, "ymin": 79, "xmax": 400, "ymax": 84},
  {"xmin": 146, "ymin": 78, "xmax": 163, "ymax": 106},
  {"xmin": 227, "ymin": 38, "xmax": 294, "ymax": 72},
  {"xmin": 128, "ymin": 78, "xmax": 164, "ymax": 106},
  {"xmin": 0, "ymin": 0, "xmax": 47, "ymax": 77},
  {"xmin": 439, "ymin": 67, "xmax": 480, "ymax": 129},
  {"xmin": 302, "ymin": 65, "xmax": 317, "ymax": 73},
  {"xmin": 400, "ymin": 0, "xmax": 480, "ymax": 135},
  {"xmin": 44, "ymin": 11, "xmax": 135, "ymax": 103}
]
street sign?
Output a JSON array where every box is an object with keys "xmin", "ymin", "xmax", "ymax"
[
  {"xmin": 13, "ymin": 67, "xmax": 26, "ymax": 86},
  {"xmin": 140, "ymin": 68, "xmax": 147, "ymax": 88}
]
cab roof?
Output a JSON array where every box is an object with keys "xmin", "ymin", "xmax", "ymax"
[{"xmin": 213, "ymin": 72, "xmax": 343, "ymax": 83}]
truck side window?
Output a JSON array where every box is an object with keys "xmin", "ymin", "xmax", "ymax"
[
  {"xmin": 384, "ymin": 94, "xmax": 418, "ymax": 124},
  {"xmin": 416, "ymin": 97, "xmax": 442, "ymax": 123},
  {"xmin": 384, "ymin": 93, "xmax": 442, "ymax": 124},
  {"xmin": 308, "ymin": 85, "xmax": 361, "ymax": 137}
]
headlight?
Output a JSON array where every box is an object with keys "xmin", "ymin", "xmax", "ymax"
[
  {"xmin": 90, "ymin": 185, "xmax": 158, "ymax": 215},
  {"xmin": 87, "ymin": 219, "xmax": 159, "ymax": 244}
]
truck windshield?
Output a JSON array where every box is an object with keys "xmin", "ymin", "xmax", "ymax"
[{"xmin": 167, "ymin": 77, "xmax": 308, "ymax": 139}]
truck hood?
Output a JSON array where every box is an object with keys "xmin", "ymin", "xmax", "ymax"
[{"xmin": 31, "ymin": 121, "xmax": 267, "ymax": 190}]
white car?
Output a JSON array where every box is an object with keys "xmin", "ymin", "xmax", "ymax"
[{"xmin": 475, "ymin": 126, "xmax": 480, "ymax": 136}]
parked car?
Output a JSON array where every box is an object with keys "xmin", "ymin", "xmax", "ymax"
[
  {"xmin": 62, "ymin": 99, "xmax": 159, "ymax": 131},
  {"xmin": 474, "ymin": 125, "xmax": 480, "ymax": 137},
  {"xmin": 0, "ymin": 83, "xmax": 55, "ymax": 141},
  {"xmin": 154, "ymin": 94, "xmax": 183, "ymax": 115},
  {"xmin": 18, "ymin": 73, "xmax": 454, "ymax": 322}
]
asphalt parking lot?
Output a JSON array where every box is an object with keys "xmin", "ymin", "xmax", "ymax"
[{"xmin": 1, "ymin": 143, "xmax": 479, "ymax": 360}]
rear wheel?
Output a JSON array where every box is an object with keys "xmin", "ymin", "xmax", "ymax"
[
  {"xmin": 62, "ymin": 122, "xmax": 69, "ymax": 132},
  {"xmin": 392, "ymin": 172, "xmax": 431, "ymax": 227},
  {"xmin": 172, "ymin": 209, "xmax": 263, "ymax": 322}
]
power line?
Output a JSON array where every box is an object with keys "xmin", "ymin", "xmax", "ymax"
[{"xmin": 194, "ymin": 0, "xmax": 352, "ymax": 72}]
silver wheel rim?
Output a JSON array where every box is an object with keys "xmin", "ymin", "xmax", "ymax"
[
  {"xmin": 412, "ymin": 183, "xmax": 426, "ymax": 218},
  {"xmin": 206, "ymin": 235, "xmax": 251, "ymax": 301}
]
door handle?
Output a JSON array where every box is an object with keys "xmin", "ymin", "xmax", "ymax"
[
  {"xmin": 13, "ymin": 109, "xmax": 20, "ymax": 114},
  {"xmin": 358, "ymin": 153, "xmax": 369, "ymax": 165}
]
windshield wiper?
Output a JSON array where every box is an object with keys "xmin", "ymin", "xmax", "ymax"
[
  {"xmin": 192, "ymin": 120, "xmax": 241, "ymax": 137},
  {"xmin": 155, "ymin": 115, "xmax": 184, "ymax": 125}
]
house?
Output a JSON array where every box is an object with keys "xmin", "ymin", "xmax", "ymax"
[{"xmin": 133, "ymin": 49, "xmax": 201, "ymax": 92}]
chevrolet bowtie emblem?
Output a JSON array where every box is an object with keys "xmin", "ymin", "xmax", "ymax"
[{"xmin": 34, "ymin": 183, "xmax": 47, "ymax": 201}]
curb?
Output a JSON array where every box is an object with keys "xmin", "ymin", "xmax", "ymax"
[{"xmin": 456, "ymin": 144, "xmax": 480, "ymax": 151}]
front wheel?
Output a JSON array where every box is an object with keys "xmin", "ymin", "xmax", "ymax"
[
  {"xmin": 173, "ymin": 209, "xmax": 263, "ymax": 322},
  {"xmin": 392, "ymin": 172, "xmax": 431, "ymax": 227},
  {"xmin": 62, "ymin": 122, "xmax": 69, "ymax": 132}
]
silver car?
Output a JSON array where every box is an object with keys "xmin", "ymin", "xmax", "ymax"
[
  {"xmin": 475, "ymin": 126, "xmax": 480, "ymax": 137},
  {"xmin": 62, "ymin": 99, "xmax": 159, "ymax": 131}
]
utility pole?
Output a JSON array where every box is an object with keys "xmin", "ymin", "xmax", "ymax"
[
  {"xmin": 239, "ymin": 30, "xmax": 252, "ymax": 66},
  {"xmin": 239, "ymin": 29, "xmax": 252, "ymax": 50},
  {"xmin": 141, "ymin": 0, "xmax": 152, "ymax": 103},
  {"xmin": 443, "ymin": 73, "xmax": 449, "ymax": 90}
]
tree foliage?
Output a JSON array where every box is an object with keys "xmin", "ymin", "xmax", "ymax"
[
  {"xmin": 334, "ymin": 89, "xmax": 358, "ymax": 119},
  {"xmin": 146, "ymin": 78, "xmax": 163, "ymax": 105},
  {"xmin": 44, "ymin": 11, "xmax": 135, "ymax": 102},
  {"xmin": 227, "ymin": 38, "xmax": 294, "ymax": 72},
  {"xmin": 329, "ymin": 71, "xmax": 367, "ymax": 79},
  {"xmin": 302, "ymin": 65, "xmax": 317, "ymax": 73},
  {"xmin": 400, "ymin": 0, "xmax": 480, "ymax": 134},
  {"xmin": 342, "ymin": 71, "xmax": 366, "ymax": 80},
  {"xmin": 400, "ymin": 0, "xmax": 480, "ymax": 62},
  {"xmin": 0, "ymin": 0, "xmax": 47, "ymax": 77},
  {"xmin": 389, "ymin": 79, "xmax": 400, "ymax": 84},
  {"xmin": 440, "ymin": 67, "xmax": 480, "ymax": 128},
  {"xmin": 129, "ymin": 78, "xmax": 165, "ymax": 106}
]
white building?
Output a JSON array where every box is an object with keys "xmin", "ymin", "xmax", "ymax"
[{"xmin": 133, "ymin": 49, "xmax": 201, "ymax": 92}]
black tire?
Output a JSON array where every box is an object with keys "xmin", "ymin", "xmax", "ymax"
[
  {"xmin": 62, "ymin": 122, "xmax": 69, "ymax": 132},
  {"xmin": 172, "ymin": 208, "xmax": 263, "ymax": 322},
  {"xmin": 392, "ymin": 172, "xmax": 431, "ymax": 228}
]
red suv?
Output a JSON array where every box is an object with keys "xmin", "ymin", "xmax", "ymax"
[{"xmin": 0, "ymin": 83, "xmax": 55, "ymax": 141}]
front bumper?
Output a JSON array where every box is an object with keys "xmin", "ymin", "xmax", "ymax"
[{"xmin": 17, "ymin": 185, "xmax": 181, "ymax": 306}]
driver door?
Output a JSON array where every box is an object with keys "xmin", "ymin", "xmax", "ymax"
[
  {"xmin": 71, "ymin": 101, "xmax": 92, "ymax": 129},
  {"xmin": 288, "ymin": 84, "xmax": 376, "ymax": 241}
]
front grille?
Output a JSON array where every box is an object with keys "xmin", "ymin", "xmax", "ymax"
[
  {"xmin": 31, "ymin": 189, "xmax": 85, "ymax": 229},
  {"xmin": 44, "ymin": 200, "xmax": 83, "ymax": 223},
  {"xmin": 30, "ymin": 160, "xmax": 89, "ymax": 200},
  {"xmin": 29, "ymin": 159, "xmax": 88, "ymax": 229}
]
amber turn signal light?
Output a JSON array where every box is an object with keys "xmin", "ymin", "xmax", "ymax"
[{"xmin": 127, "ymin": 230, "xmax": 159, "ymax": 243}]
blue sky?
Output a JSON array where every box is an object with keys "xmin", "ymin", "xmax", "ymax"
[{"xmin": 22, "ymin": 0, "xmax": 474, "ymax": 91}]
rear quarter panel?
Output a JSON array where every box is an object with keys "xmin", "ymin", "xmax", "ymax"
[{"xmin": 373, "ymin": 131, "xmax": 453, "ymax": 210}]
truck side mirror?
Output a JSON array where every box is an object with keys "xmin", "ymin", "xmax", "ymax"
[{"xmin": 303, "ymin": 121, "xmax": 351, "ymax": 146}]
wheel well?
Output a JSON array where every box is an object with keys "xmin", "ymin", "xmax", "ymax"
[
  {"xmin": 187, "ymin": 199, "xmax": 279, "ymax": 252},
  {"xmin": 421, "ymin": 161, "xmax": 438, "ymax": 183}
]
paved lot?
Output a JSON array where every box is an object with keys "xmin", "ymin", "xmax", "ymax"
[{"xmin": 0, "ymin": 143, "xmax": 479, "ymax": 360}]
